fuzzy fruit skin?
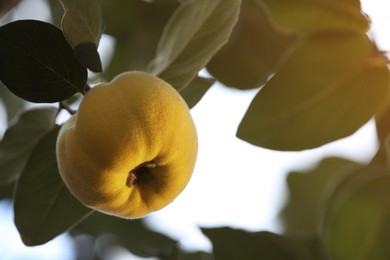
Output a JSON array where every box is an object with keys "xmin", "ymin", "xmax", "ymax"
[{"xmin": 56, "ymin": 71, "xmax": 198, "ymax": 219}]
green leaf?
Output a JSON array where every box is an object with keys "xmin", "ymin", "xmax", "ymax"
[
  {"xmin": 102, "ymin": 1, "xmax": 177, "ymax": 38},
  {"xmin": 74, "ymin": 212, "xmax": 176, "ymax": 258},
  {"xmin": 0, "ymin": 20, "xmax": 87, "ymax": 103},
  {"xmin": 279, "ymin": 157, "xmax": 360, "ymax": 236},
  {"xmin": 202, "ymin": 227, "xmax": 322, "ymax": 260},
  {"xmin": 237, "ymin": 32, "xmax": 390, "ymax": 151},
  {"xmin": 375, "ymin": 100, "xmax": 390, "ymax": 144},
  {"xmin": 261, "ymin": 0, "xmax": 369, "ymax": 34},
  {"xmin": 322, "ymin": 166, "xmax": 390, "ymax": 260},
  {"xmin": 206, "ymin": 0, "xmax": 298, "ymax": 89},
  {"xmin": 0, "ymin": 182, "xmax": 15, "ymax": 200},
  {"xmin": 60, "ymin": 0, "xmax": 103, "ymax": 72},
  {"xmin": 0, "ymin": 107, "xmax": 58, "ymax": 184},
  {"xmin": 180, "ymin": 76, "xmax": 214, "ymax": 108},
  {"xmin": 177, "ymin": 251, "xmax": 213, "ymax": 260},
  {"xmin": 0, "ymin": 82, "xmax": 26, "ymax": 123},
  {"xmin": 0, "ymin": 0, "xmax": 20, "ymax": 18},
  {"xmin": 147, "ymin": 0, "xmax": 241, "ymax": 90},
  {"xmin": 14, "ymin": 126, "xmax": 93, "ymax": 246},
  {"xmin": 101, "ymin": 1, "xmax": 178, "ymax": 81},
  {"xmin": 47, "ymin": 0, "xmax": 64, "ymax": 27}
]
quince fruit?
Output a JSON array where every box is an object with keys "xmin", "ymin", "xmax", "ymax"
[{"xmin": 56, "ymin": 71, "xmax": 198, "ymax": 219}]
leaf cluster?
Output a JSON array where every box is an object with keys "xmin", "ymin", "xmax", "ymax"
[{"xmin": 0, "ymin": 0, "xmax": 390, "ymax": 259}]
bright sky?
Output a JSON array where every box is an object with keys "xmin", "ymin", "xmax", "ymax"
[{"xmin": 0, "ymin": 0, "xmax": 389, "ymax": 259}]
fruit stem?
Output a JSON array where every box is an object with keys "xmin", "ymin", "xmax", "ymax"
[
  {"xmin": 59, "ymin": 101, "xmax": 76, "ymax": 115},
  {"xmin": 126, "ymin": 173, "xmax": 137, "ymax": 188},
  {"xmin": 126, "ymin": 161, "xmax": 157, "ymax": 188}
]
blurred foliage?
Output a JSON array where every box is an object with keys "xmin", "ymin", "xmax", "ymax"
[
  {"xmin": 261, "ymin": 0, "xmax": 369, "ymax": 34},
  {"xmin": 237, "ymin": 31, "xmax": 389, "ymax": 150},
  {"xmin": 206, "ymin": 0, "xmax": 298, "ymax": 89},
  {"xmin": 0, "ymin": 182, "xmax": 14, "ymax": 200},
  {"xmin": 0, "ymin": 82, "xmax": 26, "ymax": 123},
  {"xmin": 322, "ymin": 164, "xmax": 390, "ymax": 259},
  {"xmin": 0, "ymin": 0, "xmax": 390, "ymax": 259},
  {"xmin": 0, "ymin": 107, "xmax": 58, "ymax": 184},
  {"xmin": 375, "ymin": 100, "xmax": 390, "ymax": 144},
  {"xmin": 13, "ymin": 126, "xmax": 93, "ymax": 246},
  {"xmin": 73, "ymin": 212, "xmax": 176, "ymax": 258},
  {"xmin": 203, "ymin": 227, "xmax": 327, "ymax": 260},
  {"xmin": 279, "ymin": 157, "xmax": 362, "ymax": 236},
  {"xmin": 101, "ymin": 0, "xmax": 179, "ymax": 81}
]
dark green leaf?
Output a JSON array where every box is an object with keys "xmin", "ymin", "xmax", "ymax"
[
  {"xmin": 0, "ymin": 182, "xmax": 15, "ymax": 200},
  {"xmin": 147, "ymin": 0, "xmax": 241, "ymax": 90},
  {"xmin": 262, "ymin": 0, "xmax": 369, "ymax": 34},
  {"xmin": 14, "ymin": 126, "xmax": 93, "ymax": 246},
  {"xmin": 60, "ymin": 0, "xmax": 103, "ymax": 72},
  {"xmin": 0, "ymin": 107, "xmax": 58, "ymax": 184},
  {"xmin": 180, "ymin": 76, "xmax": 214, "ymax": 108},
  {"xmin": 279, "ymin": 157, "xmax": 360, "ymax": 235},
  {"xmin": 177, "ymin": 251, "xmax": 213, "ymax": 260},
  {"xmin": 74, "ymin": 212, "xmax": 176, "ymax": 258},
  {"xmin": 207, "ymin": 0, "xmax": 298, "ymax": 89},
  {"xmin": 322, "ymin": 166, "xmax": 390, "ymax": 260},
  {"xmin": 237, "ymin": 32, "xmax": 389, "ymax": 151},
  {"xmin": 0, "ymin": 20, "xmax": 87, "ymax": 103},
  {"xmin": 73, "ymin": 43, "xmax": 102, "ymax": 73},
  {"xmin": 202, "ymin": 227, "xmax": 321, "ymax": 260}
]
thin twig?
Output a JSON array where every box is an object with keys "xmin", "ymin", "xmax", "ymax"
[
  {"xmin": 83, "ymin": 83, "xmax": 91, "ymax": 95},
  {"xmin": 59, "ymin": 101, "xmax": 76, "ymax": 115}
]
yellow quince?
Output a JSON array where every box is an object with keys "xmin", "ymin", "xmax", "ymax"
[{"xmin": 56, "ymin": 71, "xmax": 198, "ymax": 219}]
